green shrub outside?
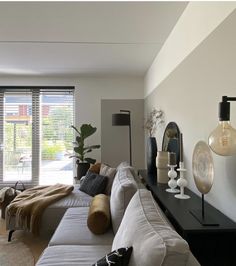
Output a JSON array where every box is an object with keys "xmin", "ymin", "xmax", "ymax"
[{"xmin": 42, "ymin": 141, "xmax": 65, "ymax": 160}]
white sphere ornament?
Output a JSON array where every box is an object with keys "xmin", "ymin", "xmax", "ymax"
[
  {"xmin": 175, "ymin": 162, "xmax": 190, "ymax": 199},
  {"xmin": 166, "ymin": 165, "xmax": 180, "ymax": 193}
]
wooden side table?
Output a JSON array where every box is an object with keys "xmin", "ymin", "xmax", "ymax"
[{"xmin": 139, "ymin": 169, "xmax": 236, "ymax": 266}]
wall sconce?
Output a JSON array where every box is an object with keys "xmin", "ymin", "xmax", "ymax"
[
  {"xmin": 112, "ymin": 110, "xmax": 132, "ymax": 165},
  {"xmin": 208, "ymin": 96, "xmax": 236, "ymax": 156}
]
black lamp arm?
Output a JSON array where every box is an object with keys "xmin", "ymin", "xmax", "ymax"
[
  {"xmin": 120, "ymin": 110, "xmax": 130, "ymax": 114},
  {"xmin": 222, "ymin": 96, "xmax": 236, "ymax": 102},
  {"xmin": 219, "ymin": 96, "xmax": 236, "ymax": 121}
]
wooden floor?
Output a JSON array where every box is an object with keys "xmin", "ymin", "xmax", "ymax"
[{"xmin": 0, "ymin": 210, "xmax": 49, "ymax": 264}]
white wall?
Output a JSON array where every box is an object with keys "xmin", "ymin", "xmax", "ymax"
[
  {"xmin": 101, "ymin": 99, "xmax": 144, "ymax": 169},
  {"xmin": 144, "ymin": 2, "xmax": 236, "ymax": 97},
  {"xmin": 144, "ymin": 8, "xmax": 236, "ymax": 222},
  {"xmin": 0, "ymin": 75, "xmax": 143, "ymax": 168}
]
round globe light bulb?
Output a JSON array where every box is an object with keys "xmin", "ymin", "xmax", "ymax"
[{"xmin": 208, "ymin": 121, "xmax": 236, "ymax": 156}]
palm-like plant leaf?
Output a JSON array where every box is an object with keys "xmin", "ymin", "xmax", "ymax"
[
  {"xmin": 80, "ymin": 124, "xmax": 97, "ymax": 139},
  {"xmin": 76, "ymin": 136, "xmax": 81, "ymax": 143},
  {"xmin": 74, "ymin": 146, "xmax": 84, "ymax": 155},
  {"xmin": 71, "ymin": 125, "xmax": 80, "ymax": 135},
  {"xmin": 84, "ymin": 145, "xmax": 100, "ymax": 150}
]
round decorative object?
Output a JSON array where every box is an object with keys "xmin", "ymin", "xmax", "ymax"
[
  {"xmin": 192, "ymin": 140, "xmax": 214, "ymax": 194},
  {"xmin": 166, "ymin": 165, "xmax": 179, "ymax": 193}
]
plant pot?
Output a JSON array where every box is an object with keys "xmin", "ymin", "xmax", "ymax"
[
  {"xmin": 146, "ymin": 137, "xmax": 157, "ymax": 174},
  {"xmin": 76, "ymin": 162, "xmax": 90, "ymax": 180}
]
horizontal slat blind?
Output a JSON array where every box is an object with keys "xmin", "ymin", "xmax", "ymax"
[
  {"xmin": 32, "ymin": 89, "xmax": 40, "ymax": 186},
  {"xmin": 0, "ymin": 91, "xmax": 4, "ymax": 184},
  {"xmin": 0, "ymin": 90, "xmax": 32, "ymax": 186},
  {"xmin": 39, "ymin": 89, "xmax": 74, "ymax": 185},
  {"xmin": 0, "ymin": 87, "xmax": 74, "ymax": 187}
]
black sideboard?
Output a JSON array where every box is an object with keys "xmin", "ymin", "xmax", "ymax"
[{"xmin": 138, "ymin": 169, "xmax": 236, "ymax": 266}]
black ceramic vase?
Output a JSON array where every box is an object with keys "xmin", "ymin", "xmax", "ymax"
[{"xmin": 146, "ymin": 137, "xmax": 157, "ymax": 174}]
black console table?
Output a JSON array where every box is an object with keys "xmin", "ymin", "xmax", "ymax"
[{"xmin": 139, "ymin": 170, "xmax": 236, "ymax": 266}]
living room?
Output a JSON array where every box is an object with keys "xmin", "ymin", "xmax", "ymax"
[{"xmin": 0, "ymin": 1, "xmax": 236, "ymax": 266}]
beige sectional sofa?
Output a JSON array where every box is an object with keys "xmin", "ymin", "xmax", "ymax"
[{"xmin": 36, "ymin": 166, "xmax": 200, "ymax": 266}]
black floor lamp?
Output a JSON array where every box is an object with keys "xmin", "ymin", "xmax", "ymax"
[{"xmin": 112, "ymin": 110, "xmax": 132, "ymax": 166}]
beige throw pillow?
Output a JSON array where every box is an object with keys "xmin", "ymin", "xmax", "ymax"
[
  {"xmin": 99, "ymin": 163, "xmax": 117, "ymax": 195},
  {"xmin": 89, "ymin": 163, "xmax": 101, "ymax": 174}
]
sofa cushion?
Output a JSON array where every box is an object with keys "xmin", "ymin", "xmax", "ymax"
[
  {"xmin": 89, "ymin": 162, "xmax": 101, "ymax": 174},
  {"xmin": 87, "ymin": 194, "xmax": 110, "ymax": 234},
  {"xmin": 116, "ymin": 161, "xmax": 141, "ymax": 185},
  {"xmin": 49, "ymin": 207, "xmax": 114, "ymax": 246},
  {"xmin": 93, "ymin": 247, "xmax": 133, "ymax": 266},
  {"xmin": 116, "ymin": 161, "xmax": 130, "ymax": 170},
  {"xmin": 36, "ymin": 245, "xmax": 112, "ymax": 266},
  {"xmin": 112, "ymin": 189, "xmax": 191, "ymax": 266},
  {"xmin": 79, "ymin": 172, "xmax": 108, "ymax": 196},
  {"xmin": 110, "ymin": 167, "xmax": 137, "ymax": 234},
  {"xmin": 99, "ymin": 163, "xmax": 117, "ymax": 195}
]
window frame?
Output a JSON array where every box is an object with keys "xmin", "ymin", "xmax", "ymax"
[{"xmin": 0, "ymin": 86, "xmax": 75, "ymax": 187}]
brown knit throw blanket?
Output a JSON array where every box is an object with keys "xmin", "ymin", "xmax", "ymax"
[{"xmin": 7, "ymin": 184, "xmax": 74, "ymax": 235}]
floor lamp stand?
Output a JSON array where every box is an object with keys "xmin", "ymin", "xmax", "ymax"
[{"xmin": 112, "ymin": 110, "xmax": 132, "ymax": 166}]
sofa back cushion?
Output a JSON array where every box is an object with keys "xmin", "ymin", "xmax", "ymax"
[
  {"xmin": 116, "ymin": 161, "xmax": 145, "ymax": 189},
  {"xmin": 112, "ymin": 189, "xmax": 191, "ymax": 266},
  {"xmin": 116, "ymin": 161, "xmax": 131, "ymax": 170},
  {"xmin": 99, "ymin": 163, "xmax": 117, "ymax": 195},
  {"xmin": 110, "ymin": 167, "xmax": 137, "ymax": 234}
]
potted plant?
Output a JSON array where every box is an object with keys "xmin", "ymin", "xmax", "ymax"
[
  {"xmin": 144, "ymin": 108, "xmax": 164, "ymax": 174},
  {"xmin": 71, "ymin": 124, "xmax": 100, "ymax": 180}
]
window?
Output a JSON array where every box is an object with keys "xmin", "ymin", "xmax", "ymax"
[{"xmin": 0, "ymin": 87, "xmax": 74, "ymax": 187}]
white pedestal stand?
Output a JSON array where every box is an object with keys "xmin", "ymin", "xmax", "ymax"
[
  {"xmin": 175, "ymin": 162, "xmax": 190, "ymax": 199},
  {"xmin": 166, "ymin": 165, "xmax": 180, "ymax": 193}
]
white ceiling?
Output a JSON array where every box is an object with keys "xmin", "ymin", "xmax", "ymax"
[{"xmin": 0, "ymin": 2, "xmax": 187, "ymax": 77}]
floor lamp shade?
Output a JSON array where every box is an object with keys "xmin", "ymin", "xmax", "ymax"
[
  {"xmin": 112, "ymin": 110, "xmax": 132, "ymax": 165},
  {"xmin": 112, "ymin": 113, "xmax": 130, "ymax": 126}
]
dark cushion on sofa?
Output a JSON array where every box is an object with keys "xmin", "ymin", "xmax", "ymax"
[
  {"xmin": 79, "ymin": 171, "xmax": 108, "ymax": 197},
  {"xmin": 92, "ymin": 247, "xmax": 133, "ymax": 266}
]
